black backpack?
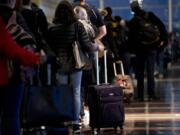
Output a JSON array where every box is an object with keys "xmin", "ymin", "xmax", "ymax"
[{"xmin": 137, "ymin": 12, "xmax": 160, "ymax": 45}]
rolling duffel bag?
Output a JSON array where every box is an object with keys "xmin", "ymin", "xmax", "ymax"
[{"xmin": 113, "ymin": 60, "xmax": 134, "ymax": 103}]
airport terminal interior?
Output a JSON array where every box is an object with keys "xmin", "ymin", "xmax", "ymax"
[
  {"xmin": 33, "ymin": 0, "xmax": 179, "ymax": 134},
  {"xmin": 20, "ymin": 0, "xmax": 179, "ymax": 135},
  {"xmin": 1, "ymin": 0, "xmax": 179, "ymax": 134}
]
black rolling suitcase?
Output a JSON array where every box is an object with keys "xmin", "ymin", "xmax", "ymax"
[{"xmin": 87, "ymin": 51, "xmax": 125, "ymax": 132}]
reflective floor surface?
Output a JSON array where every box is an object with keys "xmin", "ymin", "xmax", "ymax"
[{"xmin": 79, "ymin": 62, "xmax": 180, "ymax": 135}]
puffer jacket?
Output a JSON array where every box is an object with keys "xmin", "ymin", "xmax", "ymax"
[
  {"xmin": 0, "ymin": 17, "xmax": 39, "ymax": 86},
  {"xmin": 47, "ymin": 21, "xmax": 99, "ymax": 73}
]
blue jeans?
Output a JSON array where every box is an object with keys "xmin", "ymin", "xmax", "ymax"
[
  {"xmin": 0, "ymin": 83, "xmax": 24, "ymax": 135},
  {"xmin": 56, "ymin": 70, "xmax": 82, "ymax": 121}
]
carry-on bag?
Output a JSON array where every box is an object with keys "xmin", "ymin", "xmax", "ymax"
[
  {"xmin": 113, "ymin": 60, "xmax": 134, "ymax": 103},
  {"xmin": 21, "ymin": 64, "xmax": 76, "ymax": 127},
  {"xmin": 87, "ymin": 51, "xmax": 124, "ymax": 132}
]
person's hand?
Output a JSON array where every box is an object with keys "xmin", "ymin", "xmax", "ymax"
[
  {"xmin": 98, "ymin": 44, "xmax": 105, "ymax": 51},
  {"xmin": 95, "ymin": 39, "xmax": 105, "ymax": 51},
  {"xmin": 34, "ymin": 53, "xmax": 40, "ymax": 65},
  {"xmin": 39, "ymin": 49, "xmax": 47, "ymax": 64},
  {"xmin": 160, "ymin": 41, "xmax": 164, "ymax": 46}
]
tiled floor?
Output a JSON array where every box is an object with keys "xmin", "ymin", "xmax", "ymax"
[{"xmin": 79, "ymin": 62, "xmax": 180, "ymax": 135}]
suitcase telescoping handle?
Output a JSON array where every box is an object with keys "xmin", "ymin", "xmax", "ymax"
[
  {"xmin": 113, "ymin": 60, "xmax": 125, "ymax": 77},
  {"xmin": 95, "ymin": 50, "xmax": 108, "ymax": 85},
  {"xmin": 47, "ymin": 64, "xmax": 51, "ymax": 85}
]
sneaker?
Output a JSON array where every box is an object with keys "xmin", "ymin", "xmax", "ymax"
[{"xmin": 73, "ymin": 124, "xmax": 81, "ymax": 134}]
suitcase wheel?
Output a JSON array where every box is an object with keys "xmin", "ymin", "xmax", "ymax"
[
  {"xmin": 97, "ymin": 128, "xmax": 100, "ymax": 132},
  {"xmin": 114, "ymin": 126, "xmax": 117, "ymax": 131},
  {"xmin": 91, "ymin": 127, "xmax": 100, "ymax": 134},
  {"xmin": 120, "ymin": 125, "xmax": 124, "ymax": 131}
]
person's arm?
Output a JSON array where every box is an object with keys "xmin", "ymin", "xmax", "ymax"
[
  {"xmin": 95, "ymin": 10, "xmax": 107, "ymax": 40},
  {"xmin": 96, "ymin": 25, "xmax": 107, "ymax": 40},
  {"xmin": 90, "ymin": 6, "xmax": 107, "ymax": 40},
  {"xmin": 78, "ymin": 22, "xmax": 101, "ymax": 52},
  {"xmin": 149, "ymin": 12, "xmax": 168, "ymax": 46},
  {"xmin": 0, "ymin": 17, "xmax": 40, "ymax": 66}
]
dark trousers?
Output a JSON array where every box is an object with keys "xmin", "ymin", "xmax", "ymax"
[
  {"xmin": 80, "ymin": 68, "xmax": 95, "ymax": 117},
  {"xmin": 135, "ymin": 51, "xmax": 156, "ymax": 99},
  {"xmin": 119, "ymin": 52, "xmax": 131, "ymax": 75},
  {"xmin": 0, "ymin": 83, "xmax": 24, "ymax": 135}
]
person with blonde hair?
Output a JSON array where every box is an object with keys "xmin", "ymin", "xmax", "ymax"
[{"xmin": 74, "ymin": 5, "xmax": 96, "ymax": 42}]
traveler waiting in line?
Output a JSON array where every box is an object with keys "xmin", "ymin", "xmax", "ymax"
[
  {"xmin": 73, "ymin": 0, "xmax": 107, "ymax": 121},
  {"xmin": 73, "ymin": 0, "xmax": 107, "ymax": 41},
  {"xmin": 21, "ymin": 0, "xmax": 55, "ymax": 84},
  {"xmin": 21, "ymin": 0, "xmax": 49, "ymax": 45},
  {"xmin": 113, "ymin": 16, "xmax": 131, "ymax": 75},
  {"xmin": 101, "ymin": 6, "xmax": 115, "ymax": 83},
  {"xmin": 0, "ymin": 16, "xmax": 40, "ymax": 135},
  {"xmin": 73, "ymin": 5, "xmax": 104, "ymax": 121},
  {"xmin": 0, "ymin": 0, "xmax": 44, "ymax": 135},
  {"xmin": 128, "ymin": 1, "xmax": 168, "ymax": 102},
  {"xmin": 47, "ymin": 0, "xmax": 104, "ymax": 134}
]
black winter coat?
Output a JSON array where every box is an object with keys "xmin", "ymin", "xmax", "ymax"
[{"xmin": 47, "ymin": 21, "xmax": 99, "ymax": 73}]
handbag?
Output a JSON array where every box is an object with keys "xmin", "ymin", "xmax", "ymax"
[
  {"xmin": 73, "ymin": 23, "xmax": 91, "ymax": 70},
  {"xmin": 21, "ymin": 64, "xmax": 76, "ymax": 127}
]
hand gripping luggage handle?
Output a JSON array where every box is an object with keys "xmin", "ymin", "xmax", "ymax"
[
  {"xmin": 95, "ymin": 50, "xmax": 108, "ymax": 85},
  {"xmin": 113, "ymin": 60, "xmax": 125, "ymax": 77}
]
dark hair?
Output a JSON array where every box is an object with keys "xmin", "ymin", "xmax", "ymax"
[
  {"xmin": 53, "ymin": 0, "xmax": 77, "ymax": 25},
  {"xmin": 22, "ymin": 0, "xmax": 30, "ymax": 5},
  {"xmin": 114, "ymin": 16, "xmax": 122, "ymax": 22},
  {"xmin": 105, "ymin": 7, "xmax": 112, "ymax": 16}
]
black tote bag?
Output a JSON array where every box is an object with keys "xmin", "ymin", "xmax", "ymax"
[{"xmin": 21, "ymin": 64, "xmax": 76, "ymax": 127}]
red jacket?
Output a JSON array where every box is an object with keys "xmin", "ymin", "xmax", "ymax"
[{"xmin": 0, "ymin": 17, "xmax": 40, "ymax": 85}]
